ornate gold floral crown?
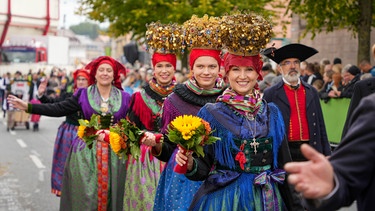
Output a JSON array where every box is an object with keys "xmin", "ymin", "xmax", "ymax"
[
  {"xmin": 146, "ymin": 21, "xmax": 185, "ymax": 54},
  {"xmin": 220, "ymin": 13, "xmax": 272, "ymax": 56},
  {"xmin": 183, "ymin": 14, "xmax": 224, "ymax": 50}
]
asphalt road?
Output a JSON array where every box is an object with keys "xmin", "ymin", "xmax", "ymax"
[{"xmin": 0, "ymin": 113, "xmax": 61, "ymax": 211}]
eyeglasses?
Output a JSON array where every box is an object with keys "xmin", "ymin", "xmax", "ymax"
[{"xmin": 280, "ymin": 60, "xmax": 300, "ymax": 67}]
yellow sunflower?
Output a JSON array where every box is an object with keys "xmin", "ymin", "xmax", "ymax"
[
  {"xmin": 171, "ymin": 115, "xmax": 202, "ymax": 140},
  {"xmin": 109, "ymin": 131, "xmax": 123, "ymax": 154},
  {"xmin": 77, "ymin": 125, "xmax": 86, "ymax": 138}
]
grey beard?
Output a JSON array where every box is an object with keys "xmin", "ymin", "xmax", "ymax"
[{"xmin": 283, "ymin": 71, "xmax": 300, "ymax": 84}]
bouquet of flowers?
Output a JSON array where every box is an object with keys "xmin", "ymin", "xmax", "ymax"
[
  {"xmin": 77, "ymin": 114, "xmax": 144, "ymax": 160},
  {"xmin": 167, "ymin": 115, "xmax": 220, "ymax": 173},
  {"xmin": 109, "ymin": 118, "xmax": 144, "ymax": 160},
  {"xmin": 77, "ymin": 114, "xmax": 103, "ymax": 147}
]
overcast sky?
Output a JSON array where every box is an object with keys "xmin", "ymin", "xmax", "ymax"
[
  {"xmin": 59, "ymin": 0, "xmax": 86, "ymax": 28},
  {"xmin": 59, "ymin": 0, "xmax": 109, "ymax": 29}
]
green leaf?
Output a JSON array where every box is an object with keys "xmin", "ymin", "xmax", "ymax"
[
  {"xmin": 78, "ymin": 119, "xmax": 89, "ymax": 126},
  {"xmin": 205, "ymin": 136, "xmax": 220, "ymax": 145},
  {"xmin": 128, "ymin": 130, "xmax": 135, "ymax": 141},
  {"xmin": 195, "ymin": 146, "xmax": 204, "ymax": 157}
]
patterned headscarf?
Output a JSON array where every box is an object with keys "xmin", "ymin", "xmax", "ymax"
[{"xmin": 85, "ymin": 56, "xmax": 125, "ymax": 90}]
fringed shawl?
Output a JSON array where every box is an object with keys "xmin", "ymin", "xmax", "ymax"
[{"xmin": 197, "ymin": 102, "xmax": 285, "ymax": 170}]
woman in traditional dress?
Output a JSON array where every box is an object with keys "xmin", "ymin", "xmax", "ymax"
[
  {"xmin": 8, "ymin": 56, "xmax": 131, "ymax": 210},
  {"xmin": 175, "ymin": 14, "xmax": 303, "ymax": 211},
  {"xmin": 141, "ymin": 15, "xmax": 226, "ymax": 211},
  {"xmin": 123, "ymin": 22, "xmax": 182, "ymax": 211},
  {"xmin": 36, "ymin": 69, "xmax": 89, "ymax": 196}
]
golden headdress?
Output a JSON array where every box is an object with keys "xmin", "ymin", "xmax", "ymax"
[
  {"xmin": 183, "ymin": 14, "xmax": 225, "ymax": 50},
  {"xmin": 220, "ymin": 14, "xmax": 272, "ymax": 56},
  {"xmin": 146, "ymin": 21, "xmax": 185, "ymax": 54}
]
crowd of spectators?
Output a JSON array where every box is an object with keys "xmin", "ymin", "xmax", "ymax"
[{"xmin": 258, "ymin": 56, "xmax": 374, "ymax": 104}]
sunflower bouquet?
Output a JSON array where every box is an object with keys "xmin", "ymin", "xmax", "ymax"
[
  {"xmin": 167, "ymin": 115, "xmax": 220, "ymax": 173},
  {"xmin": 108, "ymin": 118, "xmax": 144, "ymax": 160}
]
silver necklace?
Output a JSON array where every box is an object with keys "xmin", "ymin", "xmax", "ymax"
[{"xmin": 245, "ymin": 115, "xmax": 259, "ymax": 154}]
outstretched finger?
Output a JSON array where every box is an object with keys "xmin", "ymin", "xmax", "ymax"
[
  {"xmin": 284, "ymin": 161, "xmax": 305, "ymax": 174},
  {"xmin": 300, "ymin": 144, "xmax": 325, "ymax": 163}
]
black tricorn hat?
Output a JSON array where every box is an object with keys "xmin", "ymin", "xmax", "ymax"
[{"xmin": 262, "ymin": 43, "xmax": 318, "ymax": 64}]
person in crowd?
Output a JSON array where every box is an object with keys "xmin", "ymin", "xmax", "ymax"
[
  {"xmin": 7, "ymin": 56, "xmax": 131, "ymax": 210},
  {"xmin": 176, "ymin": 14, "xmax": 302, "ymax": 210},
  {"xmin": 123, "ymin": 22, "xmax": 182, "ymax": 210},
  {"xmin": 319, "ymin": 58, "xmax": 331, "ymax": 76},
  {"xmin": 331, "ymin": 59, "xmax": 342, "ymax": 79},
  {"xmin": 360, "ymin": 72, "xmax": 373, "ymax": 80},
  {"xmin": 333, "ymin": 57, "xmax": 342, "ymax": 65},
  {"xmin": 0, "ymin": 73, "xmax": 8, "ymax": 118},
  {"xmin": 12, "ymin": 71, "xmax": 23, "ymax": 81},
  {"xmin": 33, "ymin": 69, "xmax": 89, "ymax": 195},
  {"xmin": 123, "ymin": 71, "xmax": 139, "ymax": 95},
  {"xmin": 2, "ymin": 73, "xmax": 10, "ymax": 119},
  {"xmin": 339, "ymin": 64, "xmax": 352, "ymax": 86},
  {"xmin": 331, "ymin": 72, "xmax": 343, "ymax": 92},
  {"xmin": 263, "ymin": 43, "xmax": 331, "ymax": 161},
  {"xmin": 271, "ymin": 65, "xmax": 283, "ymax": 86},
  {"xmin": 359, "ymin": 59, "xmax": 375, "ymax": 74},
  {"xmin": 47, "ymin": 69, "xmax": 61, "ymax": 97},
  {"xmin": 28, "ymin": 73, "xmax": 41, "ymax": 102},
  {"xmin": 302, "ymin": 62, "xmax": 323, "ymax": 85},
  {"xmin": 58, "ymin": 69, "xmax": 70, "ymax": 94},
  {"xmin": 332, "ymin": 63, "xmax": 342, "ymax": 74},
  {"xmin": 312, "ymin": 79, "xmax": 324, "ymax": 92},
  {"xmin": 260, "ymin": 73, "xmax": 277, "ymax": 93},
  {"xmin": 319, "ymin": 70, "xmax": 335, "ymax": 102},
  {"xmin": 341, "ymin": 43, "xmax": 375, "ymax": 138},
  {"xmin": 329, "ymin": 65, "xmax": 360, "ymax": 98},
  {"xmin": 299, "ymin": 61, "xmax": 308, "ymax": 78},
  {"xmin": 141, "ymin": 15, "xmax": 226, "ymax": 211},
  {"xmin": 259, "ymin": 62, "xmax": 276, "ymax": 93},
  {"xmin": 28, "ymin": 73, "xmax": 42, "ymax": 131},
  {"xmin": 284, "ymin": 92, "xmax": 375, "ymax": 211},
  {"xmin": 174, "ymin": 70, "xmax": 187, "ymax": 84}
]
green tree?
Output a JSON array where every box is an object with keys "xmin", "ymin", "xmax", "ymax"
[
  {"xmin": 76, "ymin": 0, "xmax": 286, "ymax": 67},
  {"xmin": 76, "ymin": 0, "xmax": 284, "ymax": 39},
  {"xmin": 70, "ymin": 22, "xmax": 100, "ymax": 39},
  {"xmin": 287, "ymin": 0, "xmax": 374, "ymax": 64}
]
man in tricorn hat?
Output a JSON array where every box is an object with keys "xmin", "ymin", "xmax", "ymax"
[{"xmin": 263, "ymin": 43, "xmax": 331, "ymax": 161}]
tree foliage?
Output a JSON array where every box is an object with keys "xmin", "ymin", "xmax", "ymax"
[
  {"xmin": 287, "ymin": 0, "xmax": 374, "ymax": 63},
  {"xmin": 76, "ymin": 0, "xmax": 284, "ymax": 39},
  {"xmin": 69, "ymin": 22, "xmax": 101, "ymax": 39}
]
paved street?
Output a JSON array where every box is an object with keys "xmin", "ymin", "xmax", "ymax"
[{"xmin": 0, "ymin": 114, "xmax": 61, "ymax": 211}]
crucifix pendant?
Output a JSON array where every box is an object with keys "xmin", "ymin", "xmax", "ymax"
[{"xmin": 250, "ymin": 138, "xmax": 259, "ymax": 154}]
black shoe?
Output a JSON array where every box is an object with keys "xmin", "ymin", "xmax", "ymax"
[{"xmin": 33, "ymin": 123, "xmax": 39, "ymax": 131}]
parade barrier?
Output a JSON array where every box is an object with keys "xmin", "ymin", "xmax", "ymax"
[{"xmin": 320, "ymin": 98, "xmax": 351, "ymax": 147}]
